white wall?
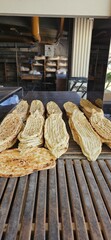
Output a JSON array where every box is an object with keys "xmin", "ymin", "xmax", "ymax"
[{"xmin": 0, "ymin": 0, "xmax": 111, "ymax": 17}]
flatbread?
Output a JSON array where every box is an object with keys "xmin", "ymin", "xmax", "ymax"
[
  {"xmin": 19, "ymin": 110, "xmax": 44, "ymax": 139},
  {"xmin": 0, "ymin": 138, "xmax": 17, "ymax": 153},
  {"xmin": 45, "ymin": 140, "xmax": 69, "ymax": 158},
  {"xmin": 46, "ymin": 101, "xmax": 62, "ymax": 116},
  {"xmin": 63, "ymin": 101, "xmax": 78, "ymax": 117},
  {"xmin": 80, "ymin": 99, "xmax": 103, "ymax": 119},
  {"xmin": 90, "ymin": 110, "xmax": 111, "ymax": 141},
  {"xmin": 29, "ymin": 100, "xmax": 45, "ymax": 115},
  {"xmin": 45, "ymin": 113, "xmax": 69, "ymax": 148},
  {"xmin": 12, "ymin": 100, "xmax": 29, "ymax": 121},
  {"xmin": 0, "ymin": 113, "xmax": 23, "ymax": 152},
  {"xmin": 0, "ymin": 147, "xmax": 56, "ymax": 177},
  {"xmin": 44, "ymin": 113, "xmax": 69, "ymax": 157},
  {"xmin": 95, "ymin": 98, "xmax": 103, "ymax": 108},
  {"xmin": 69, "ymin": 108, "xmax": 102, "ymax": 161},
  {"xmin": 18, "ymin": 110, "xmax": 44, "ymax": 151},
  {"xmin": 18, "ymin": 138, "xmax": 43, "ymax": 151}
]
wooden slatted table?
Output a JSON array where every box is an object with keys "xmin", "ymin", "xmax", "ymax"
[{"xmin": 0, "ymin": 91, "xmax": 111, "ymax": 240}]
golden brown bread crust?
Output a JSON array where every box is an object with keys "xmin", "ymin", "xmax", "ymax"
[
  {"xmin": 63, "ymin": 101, "xmax": 78, "ymax": 117},
  {"xmin": 0, "ymin": 113, "xmax": 23, "ymax": 152},
  {"xmin": 69, "ymin": 108, "xmax": 102, "ymax": 161},
  {"xmin": 95, "ymin": 98, "xmax": 103, "ymax": 108},
  {"xmin": 0, "ymin": 147, "xmax": 56, "ymax": 177},
  {"xmin": 90, "ymin": 111, "xmax": 111, "ymax": 142},
  {"xmin": 80, "ymin": 99, "xmax": 103, "ymax": 119}
]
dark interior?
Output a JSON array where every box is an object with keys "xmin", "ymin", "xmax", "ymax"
[{"xmin": 0, "ymin": 16, "xmax": 110, "ymax": 95}]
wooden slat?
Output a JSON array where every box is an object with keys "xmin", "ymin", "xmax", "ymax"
[
  {"xmin": 0, "ymin": 178, "xmax": 17, "ymax": 239},
  {"xmin": 82, "ymin": 160, "xmax": 111, "ymax": 240},
  {"xmin": 105, "ymin": 160, "xmax": 111, "ymax": 176},
  {"xmin": 98, "ymin": 160, "xmax": 111, "ymax": 191},
  {"xmin": 65, "ymin": 159, "xmax": 88, "ymax": 240},
  {"xmin": 4, "ymin": 176, "xmax": 28, "ymax": 240},
  {"xmin": 34, "ymin": 170, "xmax": 47, "ymax": 240},
  {"xmin": 74, "ymin": 160, "xmax": 103, "ymax": 240},
  {"xmin": 19, "ymin": 172, "xmax": 38, "ymax": 240},
  {"xmin": 90, "ymin": 161, "xmax": 111, "ymax": 217},
  {"xmin": 0, "ymin": 178, "xmax": 8, "ymax": 201},
  {"xmin": 48, "ymin": 167, "xmax": 60, "ymax": 240},
  {"xmin": 57, "ymin": 160, "xmax": 74, "ymax": 240}
]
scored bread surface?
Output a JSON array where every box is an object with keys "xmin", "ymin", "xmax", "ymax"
[
  {"xmin": 0, "ymin": 113, "xmax": 23, "ymax": 152},
  {"xmin": 46, "ymin": 101, "xmax": 62, "ymax": 116},
  {"xmin": 44, "ymin": 113, "xmax": 69, "ymax": 157},
  {"xmin": 45, "ymin": 114, "xmax": 69, "ymax": 148},
  {"xmin": 18, "ymin": 110, "xmax": 44, "ymax": 151},
  {"xmin": 19, "ymin": 110, "xmax": 44, "ymax": 139},
  {"xmin": 12, "ymin": 100, "xmax": 29, "ymax": 121},
  {"xmin": 80, "ymin": 99, "xmax": 103, "ymax": 119},
  {"xmin": 90, "ymin": 111, "xmax": 111, "ymax": 141},
  {"xmin": 69, "ymin": 108, "xmax": 102, "ymax": 161},
  {"xmin": 29, "ymin": 100, "xmax": 45, "ymax": 115}
]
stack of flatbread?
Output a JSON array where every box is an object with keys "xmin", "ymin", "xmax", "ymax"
[
  {"xmin": 80, "ymin": 99, "xmax": 103, "ymax": 119},
  {"xmin": 68, "ymin": 108, "xmax": 102, "ymax": 161},
  {"xmin": 0, "ymin": 112, "xmax": 23, "ymax": 152},
  {"xmin": 29, "ymin": 100, "xmax": 45, "ymax": 116},
  {"xmin": 0, "ymin": 147, "xmax": 56, "ymax": 177},
  {"xmin": 44, "ymin": 113, "xmax": 69, "ymax": 158},
  {"xmin": 89, "ymin": 110, "xmax": 111, "ymax": 148},
  {"xmin": 12, "ymin": 100, "xmax": 29, "ymax": 121},
  {"xmin": 46, "ymin": 101, "xmax": 62, "ymax": 116},
  {"xmin": 18, "ymin": 110, "xmax": 44, "ymax": 151},
  {"xmin": 63, "ymin": 101, "xmax": 79, "ymax": 117}
]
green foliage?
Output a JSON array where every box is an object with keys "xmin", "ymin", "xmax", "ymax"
[{"xmin": 107, "ymin": 72, "xmax": 111, "ymax": 80}]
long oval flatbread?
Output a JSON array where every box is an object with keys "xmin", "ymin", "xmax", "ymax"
[
  {"xmin": 29, "ymin": 100, "xmax": 45, "ymax": 115},
  {"xmin": 69, "ymin": 108, "xmax": 102, "ymax": 161},
  {"xmin": 44, "ymin": 113, "xmax": 69, "ymax": 158}
]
